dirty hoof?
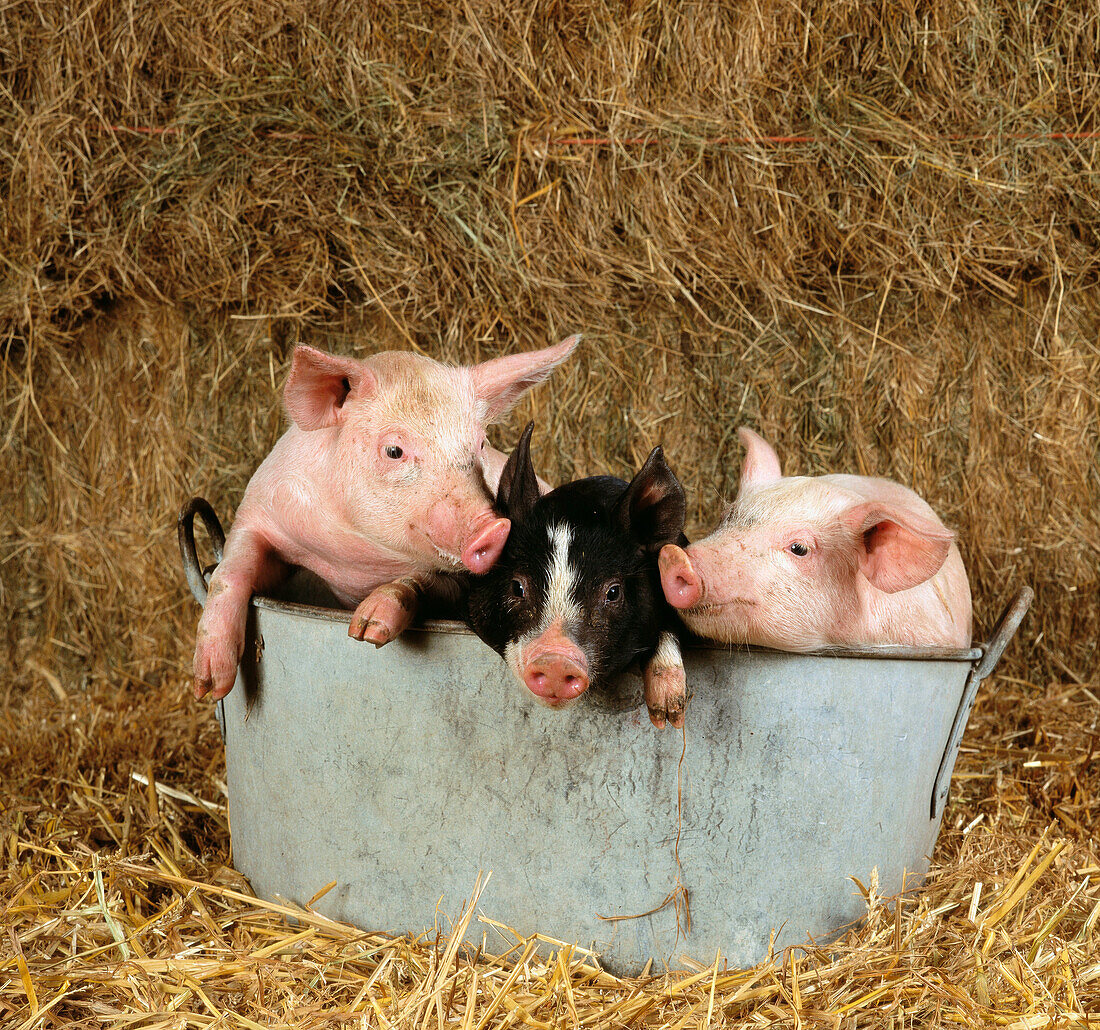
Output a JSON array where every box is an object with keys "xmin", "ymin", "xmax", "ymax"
[
  {"xmin": 644, "ymin": 654, "xmax": 687, "ymax": 729},
  {"xmin": 349, "ymin": 581, "xmax": 418, "ymax": 646},
  {"xmin": 193, "ymin": 627, "xmax": 241, "ymax": 701}
]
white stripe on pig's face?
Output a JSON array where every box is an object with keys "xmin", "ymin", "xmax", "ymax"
[
  {"xmin": 503, "ymin": 523, "xmax": 585, "ymax": 700},
  {"xmin": 478, "ymin": 512, "xmax": 671, "ymax": 706},
  {"xmin": 544, "ymin": 524, "xmax": 583, "ymax": 629}
]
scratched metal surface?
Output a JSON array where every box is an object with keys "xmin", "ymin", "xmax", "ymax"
[{"xmin": 218, "ymin": 593, "xmax": 979, "ymax": 974}]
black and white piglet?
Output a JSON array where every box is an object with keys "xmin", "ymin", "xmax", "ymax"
[{"xmin": 465, "ymin": 423, "xmax": 689, "ymax": 728}]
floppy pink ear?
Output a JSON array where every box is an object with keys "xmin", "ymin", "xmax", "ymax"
[
  {"xmin": 283, "ymin": 346, "xmax": 376, "ymax": 430},
  {"xmin": 736, "ymin": 427, "xmax": 783, "ymax": 494},
  {"xmin": 845, "ymin": 502, "xmax": 955, "ymax": 593},
  {"xmin": 472, "ymin": 335, "xmax": 580, "ymax": 422}
]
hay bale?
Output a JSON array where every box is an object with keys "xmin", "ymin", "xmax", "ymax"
[{"xmin": 3, "ymin": 0, "xmax": 1098, "ymax": 687}]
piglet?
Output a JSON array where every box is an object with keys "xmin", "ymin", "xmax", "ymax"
[
  {"xmin": 659, "ymin": 427, "xmax": 971, "ymax": 650},
  {"xmin": 193, "ymin": 337, "xmax": 578, "ymax": 701},
  {"xmin": 466, "ymin": 423, "xmax": 689, "ymax": 728}
]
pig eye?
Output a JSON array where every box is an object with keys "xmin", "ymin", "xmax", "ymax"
[
  {"xmin": 789, "ymin": 541, "xmax": 810, "ymax": 557},
  {"xmin": 384, "ymin": 444, "xmax": 404, "ymax": 460},
  {"xmin": 510, "ymin": 577, "xmax": 527, "ymax": 599},
  {"xmin": 604, "ymin": 582, "xmax": 622, "ymax": 603}
]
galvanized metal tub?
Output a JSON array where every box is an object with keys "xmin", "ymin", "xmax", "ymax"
[{"xmin": 179, "ymin": 498, "xmax": 1031, "ymax": 974}]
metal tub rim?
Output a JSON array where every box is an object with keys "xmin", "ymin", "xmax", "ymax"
[{"xmin": 248, "ymin": 591, "xmax": 986, "ymax": 663}]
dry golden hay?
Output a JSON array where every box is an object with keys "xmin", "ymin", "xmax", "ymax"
[
  {"xmin": 2, "ymin": 1, "xmax": 1100, "ymax": 1027},
  {"xmin": 3, "ymin": 0, "xmax": 1098, "ymax": 691},
  {"xmin": 3, "ymin": 673, "xmax": 1100, "ymax": 1028}
]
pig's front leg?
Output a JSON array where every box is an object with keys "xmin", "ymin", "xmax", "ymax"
[
  {"xmin": 194, "ymin": 529, "xmax": 287, "ymax": 701},
  {"xmin": 643, "ymin": 631, "xmax": 687, "ymax": 729},
  {"xmin": 348, "ymin": 572, "xmax": 435, "ymax": 647}
]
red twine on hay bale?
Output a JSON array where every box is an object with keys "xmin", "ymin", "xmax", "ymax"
[{"xmin": 97, "ymin": 125, "xmax": 1100, "ymax": 146}]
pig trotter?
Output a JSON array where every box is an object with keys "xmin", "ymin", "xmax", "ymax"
[
  {"xmin": 190, "ymin": 533, "xmax": 286, "ymax": 701},
  {"xmin": 349, "ymin": 578, "xmax": 421, "ymax": 646},
  {"xmin": 644, "ymin": 665, "xmax": 687, "ymax": 729},
  {"xmin": 643, "ymin": 632, "xmax": 687, "ymax": 729},
  {"xmin": 193, "ymin": 622, "xmax": 244, "ymax": 701}
]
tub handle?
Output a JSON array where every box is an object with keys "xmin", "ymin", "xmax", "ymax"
[
  {"xmin": 930, "ymin": 585, "xmax": 1034, "ymax": 819},
  {"xmin": 973, "ymin": 585, "xmax": 1034, "ymax": 683},
  {"xmin": 178, "ymin": 497, "xmax": 226, "ymax": 605}
]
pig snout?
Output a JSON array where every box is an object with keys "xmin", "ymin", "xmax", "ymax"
[
  {"xmin": 524, "ymin": 654, "xmax": 589, "ymax": 703},
  {"xmin": 522, "ymin": 637, "xmax": 590, "ymax": 705},
  {"xmin": 659, "ymin": 544, "xmax": 703, "ymax": 609},
  {"xmin": 461, "ymin": 516, "xmax": 510, "ymax": 574},
  {"xmin": 424, "ymin": 487, "xmax": 509, "ymax": 573}
]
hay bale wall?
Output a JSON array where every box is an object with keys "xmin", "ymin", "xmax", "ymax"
[
  {"xmin": 2, "ymin": 2, "xmax": 1099, "ymax": 1024},
  {"xmin": 3, "ymin": 0, "xmax": 1097, "ymax": 688}
]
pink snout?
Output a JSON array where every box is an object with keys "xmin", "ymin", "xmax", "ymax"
[
  {"xmin": 659, "ymin": 544, "xmax": 703, "ymax": 610},
  {"xmin": 461, "ymin": 517, "xmax": 510, "ymax": 574},
  {"xmin": 523, "ymin": 648, "xmax": 590, "ymax": 705}
]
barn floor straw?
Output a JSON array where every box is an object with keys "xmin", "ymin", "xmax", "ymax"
[{"xmin": 3, "ymin": 670, "xmax": 1099, "ymax": 1028}]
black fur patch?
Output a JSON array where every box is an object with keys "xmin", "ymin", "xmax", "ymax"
[{"xmin": 465, "ymin": 428, "xmax": 687, "ymax": 697}]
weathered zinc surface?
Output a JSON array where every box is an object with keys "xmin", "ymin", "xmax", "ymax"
[{"xmin": 215, "ymin": 592, "xmax": 996, "ymax": 973}]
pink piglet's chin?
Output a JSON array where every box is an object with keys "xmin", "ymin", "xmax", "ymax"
[{"xmin": 682, "ymin": 601, "xmax": 762, "ymax": 647}]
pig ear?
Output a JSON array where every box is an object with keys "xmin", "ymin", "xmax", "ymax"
[
  {"xmin": 496, "ymin": 421, "xmax": 541, "ymax": 521},
  {"xmin": 613, "ymin": 447, "xmax": 687, "ymax": 550},
  {"xmin": 845, "ymin": 502, "xmax": 955, "ymax": 593},
  {"xmin": 472, "ymin": 335, "xmax": 580, "ymax": 422},
  {"xmin": 736, "ymin": 427, "xmax": 783, "ymax": 495},
  {"xmin": 284, "ymin": 346, "xmax": 377, "ymax": 430}
]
